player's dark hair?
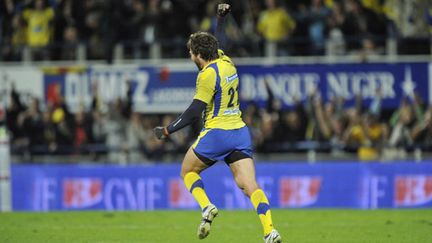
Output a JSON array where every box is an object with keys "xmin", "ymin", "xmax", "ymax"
[{"xmin": 187, "ymin": 32, "xmax": 219, "ymax": 61}]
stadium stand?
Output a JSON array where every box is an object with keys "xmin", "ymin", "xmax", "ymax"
[
  {"xmin": 0, "ymin": 0, "xmax": 430, "ymax": 61},
  {"xmin": 1, "ymin": 0, "xmax": 431, "ymax": 164}
]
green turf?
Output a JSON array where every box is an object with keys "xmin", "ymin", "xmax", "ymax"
[{"xmin": 0, "ymin": 209, "xmax": 431, "ymax": 243}]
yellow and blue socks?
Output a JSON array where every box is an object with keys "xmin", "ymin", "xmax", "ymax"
[
  {"xmin": 184, "ymin": 172, "xmax": 211, "ymax": 210},
  {"xmin": 251, "ymin": 189, "xmax": 274, "ymax": 236},
  {"xmin": 184, "ymin": 174, "xmax": 274, "ymax": 236}
]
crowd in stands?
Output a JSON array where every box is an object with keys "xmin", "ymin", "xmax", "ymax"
[
  {"xmin": 1, "ymin": 0, "xmax": 432, "ymax": 163},
  {"xmin": 1, "ymin": 0, "xmax": 431, "ymax": 61},
  {"xmin": 247, "ymin": 81, "xmax": 432, "ymax": 161},
  {"xmin": 6, "ymin": 82, "xmax": 195, "ymax": 163},
  {"xmin": 5, "ymin": 80, "xmax": 432, "ymax": 163}
]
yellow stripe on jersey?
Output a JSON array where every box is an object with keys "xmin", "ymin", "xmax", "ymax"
[
  {"xmin": 193, "ymin": 49, "xmax": 245, "ymax": 130},
  {"xmin": 192, "ymin": 129, "xmax": 211, "ymax": 149}
]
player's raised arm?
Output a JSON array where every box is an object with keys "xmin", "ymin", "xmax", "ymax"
[{"xmin": 215, "ymin": 3, "xmax": 231, "ymax": 51}]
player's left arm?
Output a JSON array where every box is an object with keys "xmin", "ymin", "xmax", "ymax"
[
  {"xmin": 154, "ymin": 99, "xmax": 207, "ymax": 139},
  {"xmin": 154, "ymin": 70, "xmax": 215, "ymax": 140}
]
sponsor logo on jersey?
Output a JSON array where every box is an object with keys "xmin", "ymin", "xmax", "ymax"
[{"xmin": 226, "ymin": 73, "xmax": 238, "ymax": 83}]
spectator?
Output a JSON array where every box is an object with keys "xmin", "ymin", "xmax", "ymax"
[
  {"xmin": 100, "ymin": 0, "xmax": 125, "ymax": 63},
  {"xmin": 384, "ymin": 0, "xmax": 430, "ymax": 38},
  {"xmin": 41, "ymin": 109, "xmax": 56, "ymax": 153},
  {"xmin": 344, "ymin": 112, "xmax": 387, "ymax": 161},
  {"xmin": 243, "ymin": 102, "xmax": 263, "ymax": 148},
  {"xmin": 412, "ymin": 92, "xmax": 427, "ymax": 122},
  {"xmin": 145, "ymin": 0, "xmax": 162, "ymax": 44},
  {"xmin": 355, "ymin": 36, "xmax": 384, "ymax": 62},
  {"xmin": 257, "ymin": 0, "xmax": 296, "ymax": 55},
  {"xmin": 91, "ymin": 110, "xmax": 107, "ymax": 145},
  {"xmin": 325, "ymin": 0, "xmax": 346, "ymax": 55},
  {"xmin": 342, "ymin": 109, "xmax": 363, "ymax": 144},
  {"xmin": 256, "ymin": 112, "xmax": 275, "ymax": 152},
  {"xmin": 388, "ymin": 98, "xmax": 415, "ymax": 148},
  {"xmin": 105, "ymin": 99, "xmax": 127, "ymax": 164},
  {"xmin": 305, "ymin": 90, "xmax": 333, "ymax": 142},
  {"xmin": 126, "ymin": 112, "xmax": 146, "ymax": 163},
  {"xmin": 61, "ymin": 25, "xmax": 78, "ymax": 60},
  {"xmin": 306, "ymin": 0, "xmax": 331, "ymax": 54},
  {"xmin": 361, "ymin": 0, "xmax": 384, "ymax": 14},
  {"xmin": 2, "ymin": 14, "xmax": 27, "ymax": 61},
  {"xmin": 141, "ymin": 115, "xmax": 164, "ymax": 160},
  {"xmin": 51, "ymin": 100, "xmax": 73, "ymax": 150},
  {"xmin": 73, "ymin": 109, "xmax": 92, "ymax": 153},
  {"xmin": 273, "ymin": 105, "xmax": 307, "ymax": 144},
  {"xmin": 321, "ymin": 96, "xmax": 348, "ymax": 147},
  {"xmin": 81, "ymin": 0, "xmax": 104, "ymax": 59},
  {"xmin": 158, "ymin": 0, "xmax": 191, "ymax": 41},
  {"xmin": 22, "ymin": 0, "xmax": 54, "ymax": 59},
  {"xmin": 52, "ymin": 0, "xmax": 70, "ymax": 59},
  {"xmin": 6, "ymin": 84, "xmax": 25, "ymax": 142},
  {"xmin": 127, "ymin": 0, "xmax": 146, "ymax": 45},
  {"xmin": 0, "ymin": 0, "xmax": 16, "ymax": 60},
  {"xmin": 411, "ymin": 106, "xmax": 432, "ymax": 146},
  {"xmin": 19, "ymin": 97, "xmax": 44, "ymax": 153},
  {"xmin": 341, "ymin": 0, "xmax": 386, "ymax": 51},
  {"xmin": 89, "ymin": 110, "xmax": 108, "ymax": 160}
]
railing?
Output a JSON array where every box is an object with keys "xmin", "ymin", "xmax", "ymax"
[
  {"xmin": 10, "ymin": 141, "xmax": 432, "ymax": 164},
  {"xmin": 1, "ymin": 35, "xmax": 430, "ymax": 64}
]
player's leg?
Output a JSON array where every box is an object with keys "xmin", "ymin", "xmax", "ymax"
[
  {"xmin": 181, "ymin": 146, "xmax": 218, "ymax": 239},
  {"xmin": 180, "ymin": 146, "xmax": 212, "ymax": 210},
  {"xmin": 228, "ymin": 157, "xmax": 281, "ymax": 242}
]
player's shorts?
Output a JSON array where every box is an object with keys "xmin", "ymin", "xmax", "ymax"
[{"xmin": 192, "ymin": 125, "xmax": 253, "ymax": 166}]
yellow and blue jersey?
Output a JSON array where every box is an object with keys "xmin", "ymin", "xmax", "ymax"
[
  {"xmin": 22, "ymin": 8, "xmax": 54, "ymax": 47},
  {"xmin": 193, "ymin": 50, "xmax": 246, "ymax": 130},
  {"xmin": 257, "ymin": 7, "xmax": 295, "ymax": 41}
]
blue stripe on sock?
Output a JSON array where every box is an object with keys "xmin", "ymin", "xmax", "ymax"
[
  {"xmin": 189, "ymin": 179, "xmax": 204, "ymax": 193},
  {"xmin": 256, "ymin": 203, "xmax": 270, "ymax": 215}
]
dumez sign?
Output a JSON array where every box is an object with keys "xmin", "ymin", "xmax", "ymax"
[
  {"xmin": 42, "ymin": 62, "xmax": 432, "ymax": 113},
  {"xmin": 11, "ymin": 162, "xmax": 432, "ymax": 211}
]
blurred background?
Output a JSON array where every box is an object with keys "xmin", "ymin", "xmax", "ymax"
[
  {"xmin": 0, "ymin": 0, "xmax": 432, "ymax": 211},
  {"xmin": 1, "ymin": 0, "xmax": 431, "ymax": 164}
]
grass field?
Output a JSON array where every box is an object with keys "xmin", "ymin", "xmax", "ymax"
[{"xmin": 0, "ymin": 209, "xmax": 431, "ymax": 243}]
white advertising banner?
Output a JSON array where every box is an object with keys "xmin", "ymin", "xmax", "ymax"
[{"xmin": 0, "ymin": 67, "xmax": 44, "ymax": 106}]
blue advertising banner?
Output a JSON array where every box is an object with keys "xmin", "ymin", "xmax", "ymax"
[
  {"xmin": 42, "ymin": 62, "xmax": 432, "ymax": 113},
  {"xmin": 238, "ymin": 62, "xmax": 431, "ymax": 109},
  {"xmin": 43, "ymin": 66, "xmax": 197, "ymax": 113},
  {"xmin": 12, "ymin": 162, "xmax": 432, "ymax": 211}
]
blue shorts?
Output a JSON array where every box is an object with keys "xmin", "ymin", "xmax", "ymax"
[{"xmin": 192, "ymin": 126, "xmax": 253, "ymax": 165}]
